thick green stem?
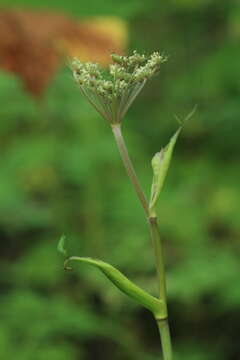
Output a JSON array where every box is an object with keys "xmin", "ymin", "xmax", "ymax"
[
  {"xmin": 111, "ymin": 124, "xmax": 149, "ymax": 218},
  {"xmin": 157, "ymin": 319, "xmax": 173, "ymax": 360},
  {"xmin": 111, "ymin": 123, "xmax": 172, "ymax": 359}
]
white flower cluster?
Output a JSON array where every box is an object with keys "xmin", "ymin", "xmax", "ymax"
[{"xmin": 71, "ymin": 51, "xmax": 166, "ymax": 124}]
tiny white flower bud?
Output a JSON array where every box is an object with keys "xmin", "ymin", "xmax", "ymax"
[{"xmin": 71, "ymin": 51, "xmax": 166, "ymax": 124}]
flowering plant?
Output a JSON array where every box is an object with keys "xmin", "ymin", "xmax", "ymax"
[{"xmin": 59, "ymin": 51, "xmax": 194, "ymax": 360}]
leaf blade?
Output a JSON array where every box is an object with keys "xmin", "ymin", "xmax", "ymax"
[
  {"xmin": 149, "ymin": 127, "xmax": 181, "ymax": 215},
  {"xmin": 66, "ymin": 256, "xmax": 166, "ymax": 318}
]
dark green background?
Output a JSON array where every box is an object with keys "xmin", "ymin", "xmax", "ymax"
[{"xmin": 0, "ymin": 1, "xmax": 240, "ymax": 359}]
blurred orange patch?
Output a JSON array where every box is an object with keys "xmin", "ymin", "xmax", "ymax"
[{"xmin": 0, "ymin": 9, "xmax": 127, "ymax": 97}]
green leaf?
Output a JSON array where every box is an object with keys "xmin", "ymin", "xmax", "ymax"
[
  {"xmin": 149, "ymin": 127, "xmax": 181, "ymax": 215},
  {"xmin": 57, "ymin": 235, "xmax": 67, "ymax": 256},
  {"xmin": 65, "ymin": 256, "xmax": 166, "ymax": 318},
  {"xmin": 149, "ymin": 107, "xmax": 196, "ymax": 216}
]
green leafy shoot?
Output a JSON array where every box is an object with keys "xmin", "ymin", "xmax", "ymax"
[{"xmin": 64, "ymin": 256, "xmax": 167, "ymax": 319}]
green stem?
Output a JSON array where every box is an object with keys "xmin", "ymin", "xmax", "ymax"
[
  {"xmin": 149, "ymin": 217, "xmax": 167, "ymax": 303},
  {"xmin": 111, "ymin": 124, "xmax": 149, "ymax": 218},
  {"xmin": 149, "ymin": 216, "xmax": 172, "ymax": 360},
  {"xmin": 157, "ymin": 319, "xmax": 173, "ymax": 360},
  {"xmin": 111, "ymin": 122, "xmax": 172, "ymax": 359}
]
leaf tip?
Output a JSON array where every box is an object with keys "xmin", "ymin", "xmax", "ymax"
[
  {"xmin": 174, "ymin": 104, "xmax": 198, "ymax": 127},
  {"xmin": 57, "ymin": 235, "xmax": 67, "ymax": 256}
]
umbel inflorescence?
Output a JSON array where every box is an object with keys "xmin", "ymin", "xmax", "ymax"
[{"xmin": 71, "ymin": 51, "xmax": 166, "ymax": 124}]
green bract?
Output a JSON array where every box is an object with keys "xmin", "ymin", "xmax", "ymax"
[{"xmin": 71, "ymin": 51, "xmax": 166, "ymax": 124}]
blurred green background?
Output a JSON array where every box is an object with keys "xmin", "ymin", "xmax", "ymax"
[{"xmin": 0, "ymin": 1, "xmax": 240, "ymax": 359}]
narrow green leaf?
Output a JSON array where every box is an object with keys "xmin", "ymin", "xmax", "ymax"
[
  {"xmin": 149, "ymin": 107, "xmax": 196, "ymax": 215},
  {"xmin": 57, "ymin": 235, "xmax": 67, "ymax": 256},
  {"xmin": 149, "ymin": 127, "xmax": 181, "ymax": 215},
  {"xmin": 65, "ymin": 256, "xmax": 166, "ymax": 318}
]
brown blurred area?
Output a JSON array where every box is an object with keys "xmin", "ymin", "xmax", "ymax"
[{"xmin": 0, "ymin": 8, "xmax": 127, "ymax": 96}]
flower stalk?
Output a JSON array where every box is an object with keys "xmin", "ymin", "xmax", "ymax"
[{"xmin": 111, "ymin": 124, "xmax": 149, "ymax": 218}]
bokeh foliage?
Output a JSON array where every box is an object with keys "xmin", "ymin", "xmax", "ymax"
[{"xmin": 0, "ymin": 1, "xmax": 240, "ymax": 360}]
